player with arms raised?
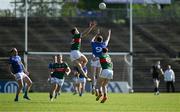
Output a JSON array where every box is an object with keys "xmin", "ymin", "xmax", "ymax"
[
  {"xmin": 91, "ymin": 29, "xmax": 111, "ymax": 94},
  {"xmin": 70, "ymin": 21, "xmax": 96, "ymax": 81}
]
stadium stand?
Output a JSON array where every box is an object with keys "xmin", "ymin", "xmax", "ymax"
[{"xmin": 0, "ymin": 17, "xmax": 179, "ymax": 92}]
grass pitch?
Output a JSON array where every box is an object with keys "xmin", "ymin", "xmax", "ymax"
[{"xmin": 0, "ymin": 93, "xmax": 180, "ymax": 112}]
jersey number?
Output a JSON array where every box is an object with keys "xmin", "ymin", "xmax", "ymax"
[{"xmin": 95, "ymin": 47, "xmax": 102, "ymax": 53}]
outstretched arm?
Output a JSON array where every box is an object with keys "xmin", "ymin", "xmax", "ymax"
[
  {"xmin": 21, "ymin": 62, "xmax": 29, "ymax": 75},
  {"xmin": 91, "ymin": 29, "xmax": 100, "ymax": 42},
  {"xmin": 159, "ymin": 68, "xmax": 164, "ymax": 75},
  {"xmin": 82, "ymin": 21, "xmax": 96, "ymax": 38},
  {"xmin": 105, "ymin": 29, "xmax": 111, "ymax": 46},
  {"xmin": 65, "ymin": 67, "xmax": 71, "ymax": 76}
]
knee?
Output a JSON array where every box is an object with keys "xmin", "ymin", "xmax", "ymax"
[
  {"xmin": 18, "ymin": 84, "xmax": 23, "ymax": 89},
  {"xmin": 27, "ymin": 81, "xmax": 32, "ymax": 87},
  {"xmin": 84, "ymin": 58, "xmax": 88, "ymax": 64},
  {"xmin": 73, "ymin": 60, "xmax": 80, "ymax": 66},
  {"xmin": 80, "ymin": 56, "xmax": 88, "ymax": 63},
  {"xmin": 82, "ymin": 60, "xmax": 88, "ymax": 67}
]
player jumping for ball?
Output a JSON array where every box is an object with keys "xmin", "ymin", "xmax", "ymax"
[
  {"xmin": 70, "ymin": 21, "xmax": 96, "ymax": 81},
  {"xmin": 91, "ymin": 29, "xmax": 111, "ymax": 95},
  {"xmin": 96, "ymin": 48, "xmax": 113, "ymax": 103}
]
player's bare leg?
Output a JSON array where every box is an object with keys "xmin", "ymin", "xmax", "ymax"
[
  {"xmin": 95, "ymin": 72, "xmax": 102, "ymax": 96},
  {"xmin": 73, "ymin": 60, "xmax": 86, "ymax": 76},
  {"xmin": 80, "ymin": 54, "xmax": 88, "ymax": 67},
  {"xmin": 50, "ymin": 84, "xmax": 58, "ymax": 101},
  {"xmin": 96, "ymin": 78, "xmax": 103, "ymax": 101},
  {"xmin": 101, "ymin": 79, "xmax": 109, "ymax": 103},
  {"xmin": 55, "ymin": 85, "xmax": 60, "ymax": 99},
  {"xmin": 23, "ymin": 76, "xmax": 32, "ymax": 100},
  {"xmin": 73, "ymin": 83, "xmax": 78, "ymax": 95},
  {"xmin": 91, "ymin": 66, "xmax": 97, "ymax": 94},
  {"xmin": 95, "ymin": 67, "xmax": 101, "ymax": 95},
  {"xmin": 79, "ymin": 82, "xmax": 86, "ymax": 97},
  {"xmin": 14, "ymin": 79, "xmax": 23, "ymax": 101},
  {"xmin": 153, "ymin": 79, "xmax": 160, "ymax": 95},
  {"xmin": 73, "ymin": 59, "xmax": 91, "ymax": 81},
  {"xmin": 79, "ymin": 55, "xmax": 91, "ymax": 81}
]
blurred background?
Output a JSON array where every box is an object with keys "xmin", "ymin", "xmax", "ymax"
[{"xmin": 0, "ymin": 0, "xmax": 179, "ymax": 93}]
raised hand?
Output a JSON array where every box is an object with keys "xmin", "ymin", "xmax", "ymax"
[
  {"xmin": 108, "ymin": 29, "xmax": 111, "ymax": 34},
  {"xmin": 89, "ymin": 21, "xmax": 97, "ymax": 27}
]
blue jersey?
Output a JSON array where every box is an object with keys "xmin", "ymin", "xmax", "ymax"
[
  {"xmin": 91, "ymin": 41, "xmax": 107, "ymax": 57},
  {"xmin": 9, "ymin": 55, "xmax": 23, "ymax": 74},
  {"xmin": 48, "ymin": 63, "xmax": 53, "ymax": 69},
  {"xmin": 74, "ymin": 66, "xmax": 87, "ymax": 78}
]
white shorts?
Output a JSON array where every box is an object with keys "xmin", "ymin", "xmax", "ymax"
[
  {"xmin": 70, "ymin": 50, "xmax": 83, "ymax": 61},
  {"xmin": 15, "ymin": 72, "xmax": 29, "ymax": 81},
  {"xmin": 72, "ymin": 77, "xmax": 78, "ymax": 84},
  {"xmin": 91, "ymin": 57, "xmax": 101, "ymax": 67},
  {"xmin": 100, "ymin": 69, "xmax": 113, "ymax": 80},
  {"xmin": 77, "ymin": 78, "xmax": 86, "ymax": 84},
  {"xmin": 50, "ymin": 77, "xmax": 64, "ymax": 87},
  {"xmin": 153, "ymin": 79, "xmax": 160, "ymax": 83}
]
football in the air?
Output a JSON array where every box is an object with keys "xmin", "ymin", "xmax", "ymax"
[{"xmin": 99, "ymin": 2, "xmax": 106, "ymax": 10}]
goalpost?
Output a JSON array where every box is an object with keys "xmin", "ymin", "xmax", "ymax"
[
  {"xmin": 26, "ymin": 52, "xmax": 132, "ymax": 93},
  {"xmin": 23, "ymin": 0, "xmax": 134, "ymax": 93}
]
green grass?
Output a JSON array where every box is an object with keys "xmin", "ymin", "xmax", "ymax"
[{"xmin": 0, "ymin": 93, "xmax": 180, "ymax": 112}]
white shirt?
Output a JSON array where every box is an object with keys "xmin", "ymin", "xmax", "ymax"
[{"xmin": 164, "ymin": 69, "xmax": 175, "ymax": 82}]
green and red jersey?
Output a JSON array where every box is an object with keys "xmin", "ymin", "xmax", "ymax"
[
  {"xmin": 50, "ymin": 62, "xmax": 69, "ymax": 79},
  {"xmin": 71, "ymin": 34, "xmax": 81, "ymax": 50},
  {"xmin": 99, "ymin": 54, "xmax": 113, "ymax": 70}
]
